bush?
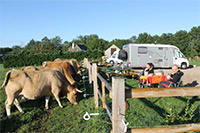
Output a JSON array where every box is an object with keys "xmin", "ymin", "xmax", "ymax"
[
  {"xmin": 164, "ymin": 100, "xmax": 196, "ymax": 125},
  {"xmin": 2, "ymin": 50, "xmax": 103, "ymax": 68}
]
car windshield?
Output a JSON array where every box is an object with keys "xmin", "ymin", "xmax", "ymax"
[{"xmin": 112, "ymin": 54, "xmax": 116, "ymax": 58}]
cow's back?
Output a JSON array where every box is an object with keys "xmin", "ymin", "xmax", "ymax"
[
  {"xmin": 46, "ymin": 62, "xmax": 76, "ymax": 76},
  {"xmin": 21, "ymin": 70, "xmax": 63, "ymax": 99}
]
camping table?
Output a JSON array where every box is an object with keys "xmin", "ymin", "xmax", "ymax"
[
  {"xmin": 147, "ymin": 75, "xmax": 167, "ymax": 87},
  {"xmin": 139, "ymin": 75, "xmax": 167, "ymax": 88}
]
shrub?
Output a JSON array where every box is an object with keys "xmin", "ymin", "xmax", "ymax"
[
  {"xmin": 2, "ymin": 50, "xmax": 103, "ymax": 68},
  {"xmin": 164, "ymin": 100, "xmax": 196, "ymax": 125}
]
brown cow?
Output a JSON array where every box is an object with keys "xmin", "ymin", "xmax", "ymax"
[
  {"xmin": 42, "ymin": 61, "xmax": 80, "ymax": 83},
  {"xmin": 54, "ymin": 58, "xmax": 81, "ymax": 75},
  {"xmin": 21, "ymin": 66, "xmax": 40, "ymax": 71},
  {"xmin": 21, "ymin": 65, "xmax": 77, "ymax": 86},
  {"xmin": 0, "ymin": 69, "xmax": 78, "ymax": 118}
]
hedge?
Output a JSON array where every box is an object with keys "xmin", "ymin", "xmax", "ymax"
[{"xmin": 2, "ymin": 50, "xmax": 103, "ymax": 68}]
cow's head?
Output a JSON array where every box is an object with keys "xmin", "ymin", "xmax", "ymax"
[
  {"xmin": 67, "ymin": 89, "xmax": 78, "ymax": 105},
  {"xmin": 66, "ymin": 87, "xmax": 84, "ymax": 105}
]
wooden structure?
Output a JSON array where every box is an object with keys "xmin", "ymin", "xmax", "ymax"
[{"xmin": 83, "ymin": 58, "xmax": 200, "ymax": 133}]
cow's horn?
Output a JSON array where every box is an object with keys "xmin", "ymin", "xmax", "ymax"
[{"xmin": 76, "ymin": 88, "xmax": 84, "ymax": 93}]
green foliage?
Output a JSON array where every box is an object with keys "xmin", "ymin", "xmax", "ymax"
[
  {"xmin": 189, "ymin": 60, "xmax": 200, "ymax": 66},
  {"xmin": 11, "ymin": 45, "xmax": 23, "ymax": 54},
  {"xmin": 109, "ymin": 39, "xmax": 132, "ymax": 49},
  {"xmin": 135, "ymin": 32, "xmax": 155, "ymax": 44},
  {"xmin": 0, "ymin": 47, "xmax": 12, "ymax": 52},
  {"xmin": 23, "ymin": 36, "xmax": 63, "ymax": 54},
  {"xmin": 2, "ymin": 50, "xmax": 103, "ymax": 68},
  {"xmin": 164, "ymin": 100, "xmax": 196, "ymax": 125},
  {"xmin": 72, "ymin": 34, "xmax": 110, "ymax": 51}
]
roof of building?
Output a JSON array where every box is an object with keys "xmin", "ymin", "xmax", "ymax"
[{"xmin": 77, "ymin": 44, "xmax": 88, "ymax": 51}]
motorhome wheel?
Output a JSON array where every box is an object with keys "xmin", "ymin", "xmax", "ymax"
[{"xmin": 181, "ymin": 63, "xmax": 187, "ymax": 69}]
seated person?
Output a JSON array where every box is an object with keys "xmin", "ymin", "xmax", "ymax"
[
  {"xmin": 142, "ymin": 63, "xmax": 154, "ymax": 76},
  {"xmin": 139, "ymin": 63, "xmax": 154, "ymax": 88},
  {"xmin": 159, "ymin": 64, "xmax": 184, "ymax": 88}
]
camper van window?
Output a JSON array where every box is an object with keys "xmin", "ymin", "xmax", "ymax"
[
  {"xmin": 138, "ymin": 47, "xmax": 147, "ymax": 54},
  {"xmin": 158, "ymin": 47, "xmax": 163, "ymax": 50}
]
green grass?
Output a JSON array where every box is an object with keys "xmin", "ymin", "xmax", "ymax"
[
  {"xmin": 190, "ymin": 60, "xmax": 200, "ymax": 66},
  {"xmin": 0, "ymin": 65, "xmax": 200, "ymax": 132}
]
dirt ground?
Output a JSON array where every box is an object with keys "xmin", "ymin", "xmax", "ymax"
[{"xmin": 153, "ymin": 67, "xmax": 200, "ymax": 87}]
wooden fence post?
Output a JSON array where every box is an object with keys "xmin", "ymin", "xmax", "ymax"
[
  {"xmin": 102, "ymin": 81, "xmax": 106, "ymax": 109},
  {"xmin": 89, "ymin": 65, "xmax": 92, "ymax": 84},
  {"xmin": 112, "ymin": 76, "xmax": 125, "ymax": 133},
  {"xmin": 83, "ymin": 58, "xmax": 87, "ymax": 68},
  {"xmin": 92, "ymin": 63, "xmax": 98, "ymax": 109}
]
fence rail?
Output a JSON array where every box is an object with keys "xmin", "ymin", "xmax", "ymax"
[
  {"xmin": 97, "ymin": 73, "xmax": 112, "ymax": 91},
  {"xmin": 127, "ymin": 123, "xmax": 200, "ymax": 133},
  {"xmin": 83, "ymin": 58, "xmax": 200, "ymax": 133},
  {"xmin": 125, "ymin": 87, "xmax": 200, "ymax": 98}
]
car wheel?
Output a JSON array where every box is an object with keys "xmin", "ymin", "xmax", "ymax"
[
  {"xmin": 109, "ymin": 60, "xmax": 114, "ymax": 65},
  {"xmin": 181, "ymin": 63, "xmax": 187, "ymax": 69}
]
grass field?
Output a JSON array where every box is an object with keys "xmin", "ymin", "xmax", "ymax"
[
  {"xmin": 0, "ymin": 65, "xmax": 200, "ymax": 132},
  {"xmin": 190, "ymin": 60, "xmax": 200, "ymax": 66}
]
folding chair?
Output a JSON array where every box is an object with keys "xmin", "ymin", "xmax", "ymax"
[{"xmin": 168, "ymin": 76, "xmax": 183, "ymax": 88}]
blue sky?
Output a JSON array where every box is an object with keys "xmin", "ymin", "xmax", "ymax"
[{"xmin": 0, "ymin": 0, "xmax": 199, "ymax": 47}]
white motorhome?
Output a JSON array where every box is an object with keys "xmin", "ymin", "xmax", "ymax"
[{"xmin": 122, "ymin": 44, "xmax": 189, "ymax": 69}]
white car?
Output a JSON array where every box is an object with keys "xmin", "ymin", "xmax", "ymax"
[{"xmin": 106, "ymin": 50, "xmax": 123, "ymax": 65}]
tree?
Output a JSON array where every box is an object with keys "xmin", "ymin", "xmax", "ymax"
[
  {"xmin": 173, "ymin": 30, "xmax": 189, "ymax": 52},
  {"xmin": 135, "ymin": 33, "xmax": 154, "ymax": 43},
  {"xmin": 11, "ymin": 45, "xmax": 23, "ymax": 54},
  {"xmin": 0, "ymin": 47, "xmax": 12, "ymax": 52},
  {"xmin": 109, "ymin": 39, "xmax": 132, "ymax": 49},
  {"xmin": 130, "ymin": 36, "xmax": 137, "ymax": 43},
  {"xmin": 50, "ymin": 36, "xmax": 62, "ymax": 48},
  {"xmin": 86, "ymin": 38, "xmax": 109, "ymax": 51},
  {"xmin": 188, "ymin": 26, "xmax": 200, "ymax": 56},
  {"xmin": 158, "ymin": 33, "xmax": 174, "ymax": 44},
  {"xmin": 25, "ymin": 39, "xmax": 36, "ymax": 50},
  {"xmin": 152, "ymin": 35, "xmax": 160, "ymax": 44}
]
